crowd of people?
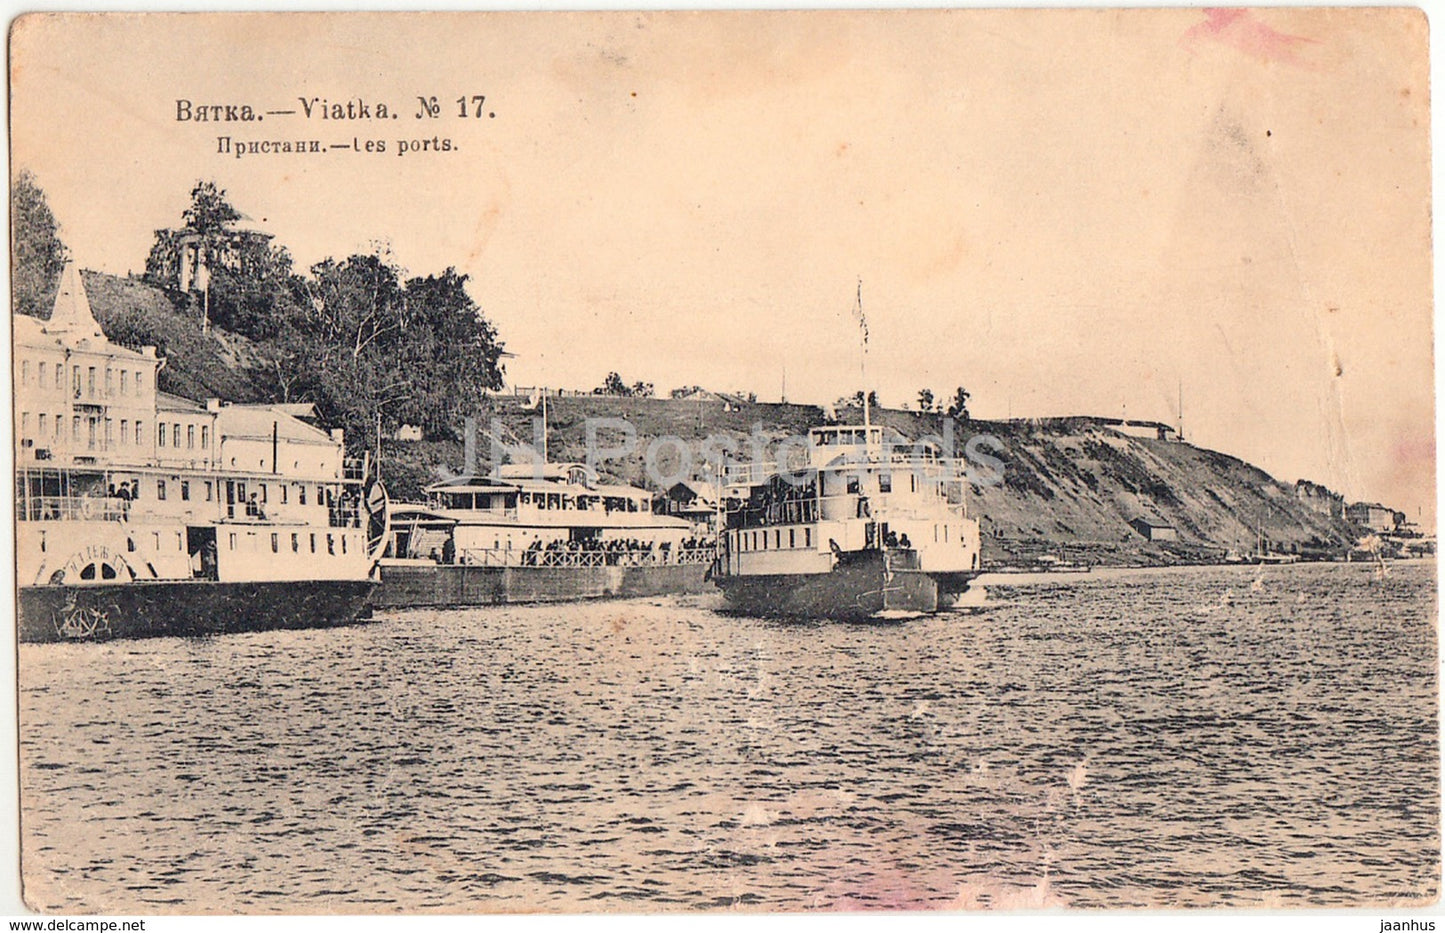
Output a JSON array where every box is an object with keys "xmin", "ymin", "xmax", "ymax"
[{"xmin": 517, "ymin": 535, "xmax": 714, "ymax": 566}]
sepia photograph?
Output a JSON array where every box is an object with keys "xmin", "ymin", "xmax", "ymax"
[{"xmin": 5, "ymin": 7, "xmax": 1438, "ymax": 918}]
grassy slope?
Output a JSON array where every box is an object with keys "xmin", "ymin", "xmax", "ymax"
[{"xmin": 52, "ymin": 273, "xmax": 1361, "ymax": 566}]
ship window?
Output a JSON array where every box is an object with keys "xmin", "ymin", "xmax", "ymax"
[
  {"xmin": 341, "ymin": 535, "xmax": 347, "ymax": 555},
  {"xmin": 945, "ymin": 526, "xmax": 949, "ymax": 542},
  {"xmin": 80, "ymin": 563, "xmax": 96, "ymax": 580},
  {"xmin": 934, "ymin": 525, "xmax": 939, "ymax": 543},
  {"xmin": 260, "ymin": 484, "xmax": 267, "ymax": 503},
  {"xmin": 157, "ymin": 480, "xmax": 166, "ymax": 500},
  {"xmin": 39, "ymin": 531, "xmax": 45, "ymax": 553},
  {"xmin": 299, "ymin": 486, "xmax": 307, "ymax": 505},
  {"xmin": 879, "ymin": 473, "xmax": 892, "ymax": 493},
  {"xmin": 291, "ymin": 533, "xmax": 299, "ymax": 553},
  {"xmin": 176, "ymin": 532, "xmax": 183, "ymax": 551},
  {"xmin": 271, "ymin": 533, "xmax": 279, "ymax": 553},
  {"xmin": 310, "ymin": 533, "xmax": 316, "ymax": 553},
  {"xmin": 790, "ymin": 529, "xmax": 795, "ymax": 548},
  {"xmin": 229, "ymin": 533, "xmax": 237, "ymax": 550},
  {"xmin": 205, "ymin": 482, "xmax": 213, "ymax": 501},
  {"xmin": 153, "ymin": 532, "xmax": 161, "ymax": 550},
  {"xmin": 775, "ymin": 530, "xmax": 781, "ymax": 549},
  {"xmin": 281, "ymin": 486, "xmax": 288, "ymax": 504},
  {"xmin": 327, "ymin": 534, "xmax": 335, "ymax": 555},
  {"xmin": 187, "ymin": 425, "xmax": 195, "ymax": 448},
  {"xmin": 102, "ymin": 563, "xmax": 116, "ymax": 579},
  {"xmin": 911, "ymin": 474, "xmax": 917, "ymax": 493},
  {"xmin": 805, "ymin": 528, "xmax": 812, "ymax": 548},
  {"xmin": 181, "ymin": 481, "xmax": 190, "ymax": 501}
]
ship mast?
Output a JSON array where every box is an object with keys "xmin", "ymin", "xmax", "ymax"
[{"xmin": 855, "ymin": 277, "xmax": 871, "ymax": 434}]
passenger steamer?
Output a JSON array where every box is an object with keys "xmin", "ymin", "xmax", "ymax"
[
  {"xmin": 14, "ymin": 265, "xmax": 382, "ymax": 642},
  {"xmin": 713, "ymin": 423, "xmax": 982, "ymax": 619},
  {"xmin": 372, "ymin": 460, "xmax": 713, "ymax": 608}
]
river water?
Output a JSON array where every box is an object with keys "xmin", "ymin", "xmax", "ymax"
[{"xmin": 18, "ymin": 561, "xmax": 1438, "ymax": 913}]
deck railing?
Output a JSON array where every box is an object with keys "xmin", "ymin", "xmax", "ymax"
[{"xmin": 458, "ymin": 545, "xmax": 716, "ymax": 569}]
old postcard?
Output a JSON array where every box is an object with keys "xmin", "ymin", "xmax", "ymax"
[{"xmin": 8, "ymin": 9, "xmax": 1436, "ymax": 916}]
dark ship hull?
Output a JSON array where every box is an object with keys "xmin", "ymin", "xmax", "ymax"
[
  {"xmin": 714, "ymin": 548, "xmax": 969, "ymax": 621},
  {"xmin": 18, "ymin": 579, "xmax": 377, "ymax": 644}
]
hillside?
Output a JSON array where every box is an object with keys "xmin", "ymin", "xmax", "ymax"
[
  {"xmin": 41, "ymin": 272, "xmax": 1364, "ymax": 566},
  {"xmin": 79, "ymin": 271, "xmax": 269, "ymax": 403},
  {"xmin": 467, "ymin": 395, "xmax": 1362, "ymax": 567}
]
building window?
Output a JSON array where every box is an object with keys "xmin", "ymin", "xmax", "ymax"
[
  {"xmin": 157, "ymin": 424, "xmax": 166, "ymax": 447},
  {"xmin": 38, "ymin": 362, "xmax": 46, "ymax": 386},
  {"xmin": 87, "ymin": 367, "xmax": 96, "ymax": 396},
  {"xmin": 157, "ymin": 480, "xmax": 167, "ymax": 500},
  {"xmin": 56, "ymin": 366, "xmax": 64, "ymax": 390},
  {"xmin": 71, "ymin": 366, "xmax": 80, "ymax": 396},
  {"xmin": 21, "ymin": 361, "xmax": 29, "ymax": 385},
  {"xmin": 37, "ymin": 414, "xmax": 46, "ymax": 436},
  {"xmin": 789, "ymin": 528, "xmax": 795, "ymax": 548},
  {"xmin": 271, "ymin": 533, "xmax": 279, "ymax": 553},
  {"xmin": 120, "ymin": 370, "xmax": 128, "ymax": 395},
  {"xmin": 181, "ymin": 481, "xmax": 190, "ymax": 501},
  {"xmin": 135, "ymin": 371, "xmax": 144, "ymax": 392},
  {"xmin": 21, "ymin": 412, "xmax": 30, "ymax": 435},
  {"xmin": 341, "ymin": 535, "xmax": 347, "ymax": 555},
  {"xmin": 105, "ymin": 368, "xmax": 113, "ymax": 396},
  {"xmin": 136, "ymin": 421, "xmax": 144, "ymax": 446},
  {"xmin": 173, "ymin": 424, "xmax": 181, "ymax": 448},
  {"xmin": 71, "ymin": 416, "xmax": 80, "ymax": 442},
  {"xmin": 200, "ymin": 426, "xmax": 209, "ymax": 448},
  {"xmin": 291, "ymin": 533, "xmax": 299, "ymax": 553},
  {"xmin": 120, "ymin": 419, "xmax": 127, "ymax": 443},
  {"xmin": 310, "ymin": 533, "xmax": 317, "ymax": 553},
  {"xmin": 87, "ymin": 418, "xmax": 96, "ymax": 450},
  {"xmin": 281, "ymin": 486, "xmax": 288, "ymax": 505},
  {"xmin": 260, "ymin": 484, "xmax": 267, "ymax": 503},
  {"xmin": 104, "ymin": 419, "xmax": 113, "ymax": 447},
  {"xmin": 327, "ymin": 534, "xmax": 335, "ymax": 555},
  {"xmin": 187, "ymin": 425, "xmax": 195, "ymax": 449},
  {"xmin": 229, "ymin": 533, "xmax": 237, "ymax": 550},
  {"xmin": 805, "ymin": 528, "xmax": 812, "ymax": 548}
]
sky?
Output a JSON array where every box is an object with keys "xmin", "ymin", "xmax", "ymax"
[{"xmin": 9, "ymin": 9, "xmax": 1435, "ymax": 524}]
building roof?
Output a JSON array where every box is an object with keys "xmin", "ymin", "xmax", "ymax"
[
  {"xmin": 47, "ymin": 262, "xmax": 105, "ymax": 339},
  {"xmin": 1131, "ymin": 516, "xmax": 1174, "ymax": 529},
  {"xmin": 214, "ymin": 404, "xmax": 335, "ymax": 446},
  {"xmin": 157, "ymin": 392, "xmax": 206, "ymax": 413}
]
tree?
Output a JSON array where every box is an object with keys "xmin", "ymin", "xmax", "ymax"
[
  {"xmin": 631, "ymin": 381, "xmax": 654, "ymax": 398},
  {"xmin": 145, "ymin": 181, "xmax": 299, "ymax": 338},
  {"xmin": 946, "ymin": 386, "xmax": 972, "ymax": 421},
  {"xmin": 599, "ymin": 372, "xmax": 629, "ymax": 396},
  {"xmin": 917, "ymin": 388, "xmax": 935, "ymax": 412},
  {"xmin": 257, "ymin": 254, "xmax": 506, "ymax": 453},
  {"xmin": 12, "ymin": 169, "xmax": 68, "ymax": 319}
]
